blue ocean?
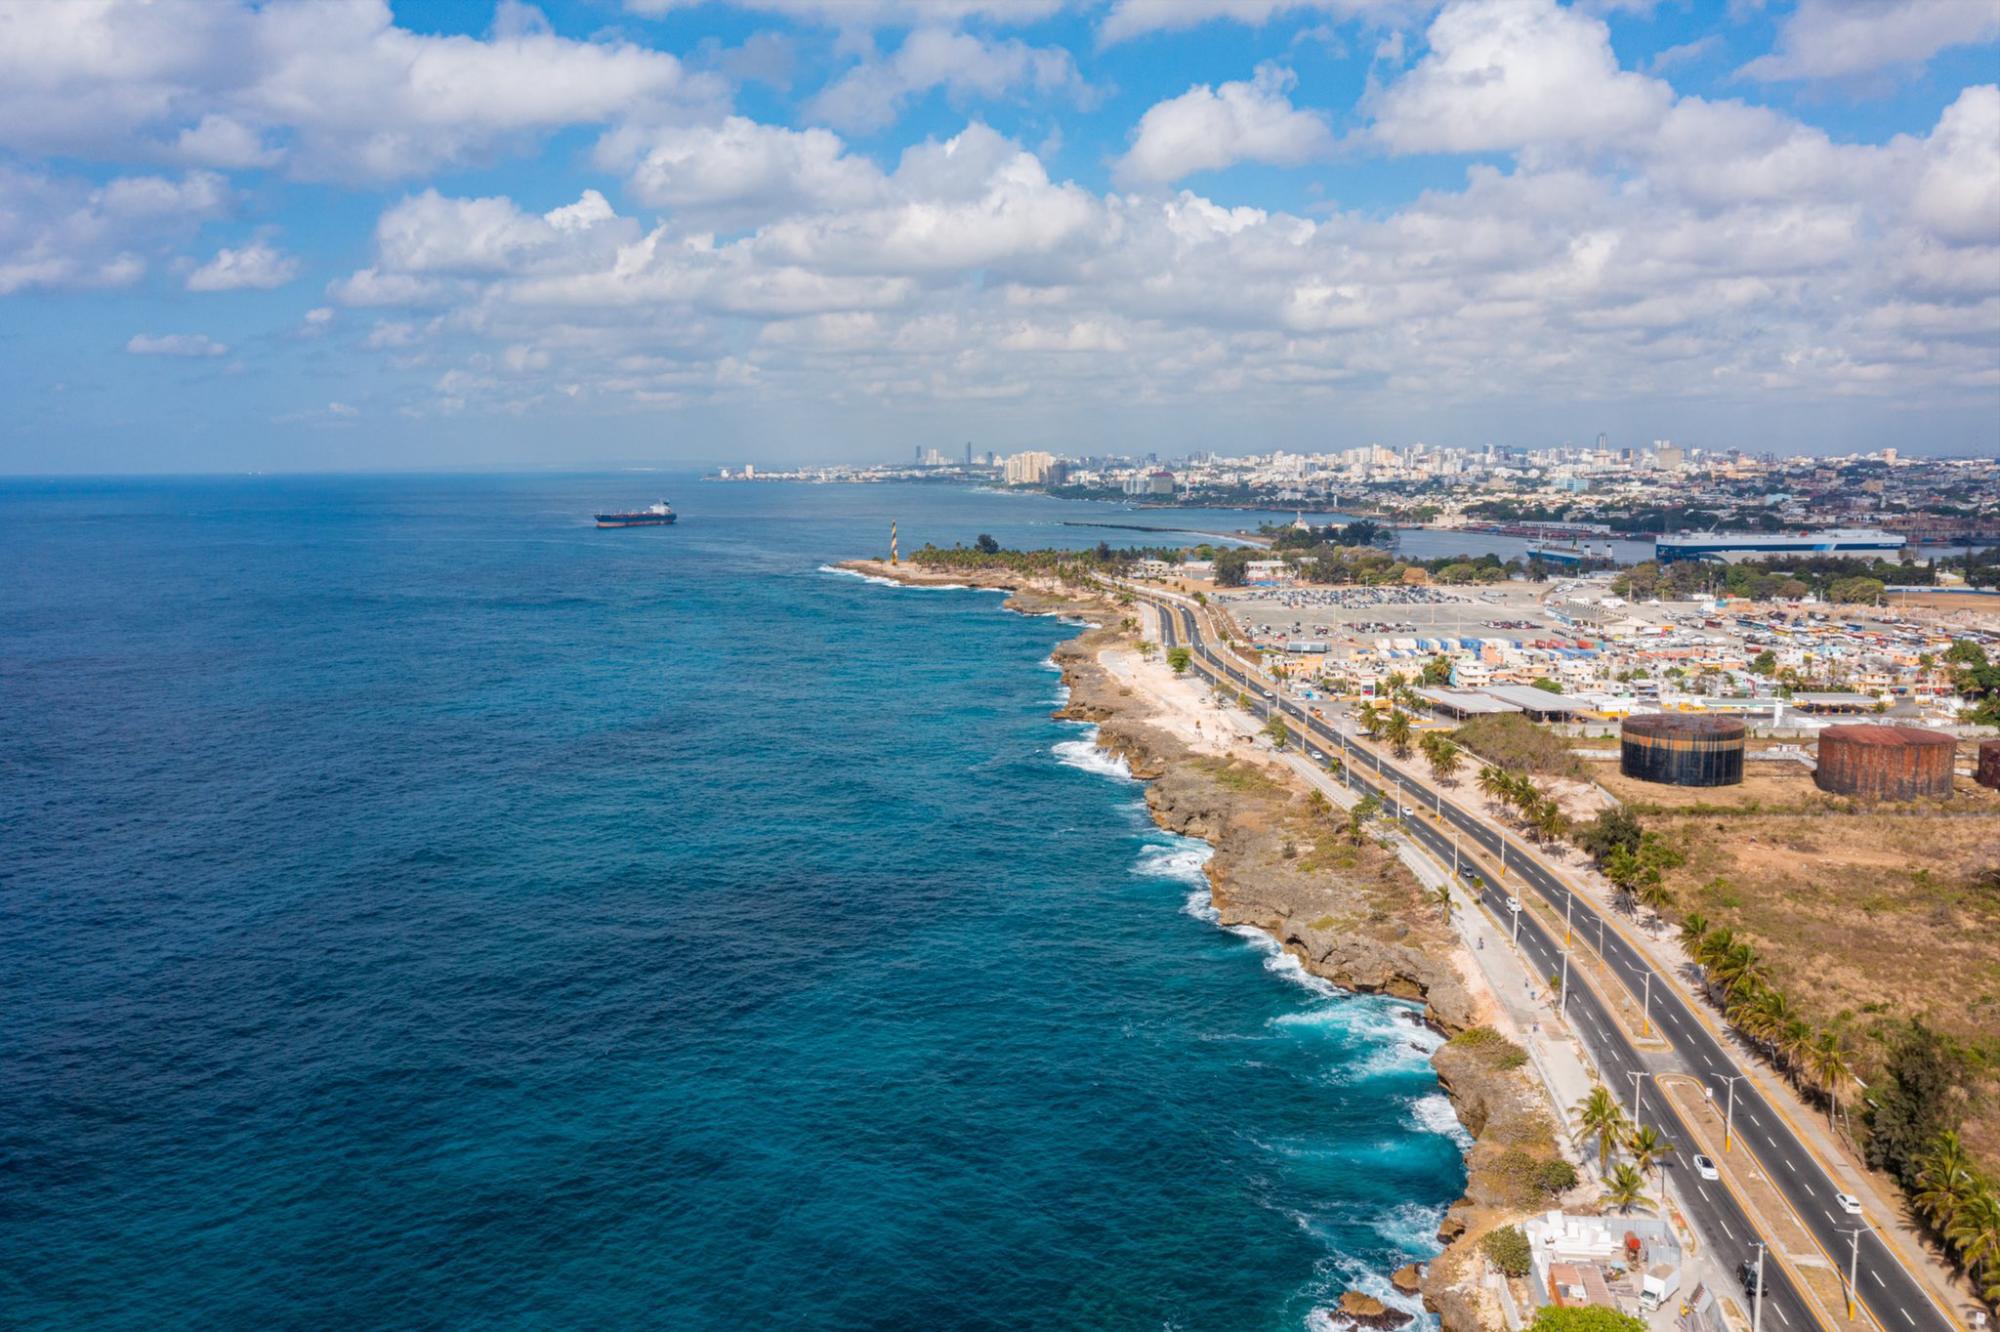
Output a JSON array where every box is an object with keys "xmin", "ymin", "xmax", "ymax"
[{"xmin": 1, "ymin": 475, "xmax": 1465, "ymax": 1330}]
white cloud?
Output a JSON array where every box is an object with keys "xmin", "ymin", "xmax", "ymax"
[
  {"xmin": 0, "ymin": 166, "xmax": 228, "ymax": 295},
  {"xmin": 614, "ymin": 117, "xmax": 886, "ymax": 220},
  {"xmin": 1741, "ymin": 0, "xmax": 2000, "ymax": 84},
  {"xmin": 625, "ymin": 0, "xmax": 1065, "ymax": 24},
  {"xmin": 1910, "ymin": 85, "xmax": 2000, "ymax": 246},
  {"xmin": 187, "ymin": 238, "xmax": 300, "ymax": 290},
  {"xmin": 1098, "ymin": 0, "xmax": 1431, "ymax": 46},
  {"xmin": 1367, "ymin": 0, "xmax": 1673, "ymax": 154},
  {"xmin": 806, "ymin": 28, "xmax": 1090, "ymax": 134},
  {"xmin": 1116, "ymin": 63, "xmax": 1333, "ymax": 185},
  {"xmin": 0, "ymin": 0, "xmax": 723, "ymax": 182},
  {"xmin": 317, "ymin": 91, "xmax": 2000, "ymax": 429},
  {"xmin": 127, "ymin": 332, "xmax": 229, "ymax": 356}
]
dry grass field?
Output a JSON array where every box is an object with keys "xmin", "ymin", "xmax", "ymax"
[{"xmin": 1645, "ymin": 792, "xmax": 2000, "ymax": 1169}]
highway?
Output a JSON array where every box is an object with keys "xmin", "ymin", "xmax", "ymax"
[{"xmin": 1146, "ymin": 591, "xmax": 1959, "ymax": 1332}]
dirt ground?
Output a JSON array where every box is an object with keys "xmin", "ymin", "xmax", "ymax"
[{"xmin": 1647, "ymin": 800, "xmax": 2000, "ymax": 1169}]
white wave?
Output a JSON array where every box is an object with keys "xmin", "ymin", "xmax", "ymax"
[
  {"xmin": 1051, "ymin": 727, "xmax": 1135, "ymax": 781},
  {"xmin": 1407, "ymin": 1093, "xmax": 1474, "ymax": 1149},
  {"xmin": 1040, "ymin": 654, "xmax": 1061, "ymax": 672},
  {"xmin": 816, "ymin": 564, "xmax": 1003, "ymax": 593},
  {"xmin": 1181, "ymin": 883, "xmax": 1221, "ymax": 924},
  {"xmin": 1132, "ymin": 838, "xmax": 1212, "ymax": 885},
  {"xmin": 818, "ymin": 564, "xmax": 900, "ymax": 587}
]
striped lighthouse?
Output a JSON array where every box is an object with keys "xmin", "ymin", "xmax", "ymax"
[{"xmin": 889, "ymin": 521, "xmax": 899, "ymax": 566}]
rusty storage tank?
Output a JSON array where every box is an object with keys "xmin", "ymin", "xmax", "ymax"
[
  {"xmin": 1620, "ymin": 714, "xmax": 1746, "ymax": 786},
  {"xmin": 1813, "ymin": 725, "xmax": 1957, "ymax": 799},
  {"xmin": 1977, "ymin": 738, "xmax": 2000, "ymax": 790}
]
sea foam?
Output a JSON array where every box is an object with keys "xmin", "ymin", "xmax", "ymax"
[{"xmin": 1051, "ymin": 726, "xmax": 1135, "ymax": 781}]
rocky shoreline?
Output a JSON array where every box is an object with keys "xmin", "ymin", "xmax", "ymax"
[{"xmin": 841, "ymin": 559, "xmax": 1569, "ymax": 1331}]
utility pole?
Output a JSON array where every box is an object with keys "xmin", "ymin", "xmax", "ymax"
[
  {"xmin": 1719, "ymin": 1074, "xmax": 1746, "ymax": 1152},
  {"xmin": 1627, "ymin": 1069, "xmax": 1648, "ymax": 1122}
]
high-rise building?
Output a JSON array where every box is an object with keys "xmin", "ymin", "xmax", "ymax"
[{"xmin": 1003, "ymin": 451, "xmax": 1060, "ymax": 485}]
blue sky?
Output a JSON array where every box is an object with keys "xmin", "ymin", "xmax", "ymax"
[{"xmin": 1, "ymin": 0, "xmax": 1996, "ymax": 473}]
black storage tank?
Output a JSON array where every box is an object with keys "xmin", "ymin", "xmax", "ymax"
[{"xmin": 1620, "ymin": 714, "xmax": 1746, "ymax": 787}]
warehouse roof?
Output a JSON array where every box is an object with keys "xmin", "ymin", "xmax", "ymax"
[
  {"xmin": 1482, "ymin": 685, "xmax": 1592, "ymax": 715},
  {"xmin": 1417, "ymin": 687, "xmax": 1520, "ymax": 715}
]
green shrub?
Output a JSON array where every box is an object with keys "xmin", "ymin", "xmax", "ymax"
[
  {"xmin": 1534, "ymin": 1158, "xmax": 1579, "ymax": 1196},
  {"xmin": 1483, "ymin": 1225, "xmax": 1532, "ymax": 1277}
]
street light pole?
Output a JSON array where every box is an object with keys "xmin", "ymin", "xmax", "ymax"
[
  {"xmin": 1720, "ymin": 1074, "xmax": 1746, "ymax": 1152},
  {"xmin": 1642, "ymin": 972, "xmax": 1652, "ymax": 1038},
  {"xmin": 1559, "ymin": 948, "xmax": 1570, "ymax": 1017},
  {"xmin": 1565, "ymin": 890, "xmax": 1573, "ymax": 947},
  {"xmin": 1627, "ymin": 1069, "xmax": 1648, "ymax": 1122},
  {"xmin": 1843, "ymin": 1227, "xmax": 1865, "ymax": 1320},
  {"xmin": 1751, "ymin": 1242, "xmax": 1767, "ymax": 1332}
]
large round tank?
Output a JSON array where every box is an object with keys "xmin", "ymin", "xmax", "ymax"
[
  {"xmin": 1813, "ymin": 725, "xmax": 1956, "ymax": 799},
  {"xmin": 1620, "ymin": 714, "xmax": 1745, "ymax": 787},
  {"xmin": 1976, "ymin": 738, "xmax": 2000, "ymax": 791}
]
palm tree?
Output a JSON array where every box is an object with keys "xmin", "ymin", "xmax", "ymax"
[
  {"xmin": 1306, "ymin": 788, "xmax": 1331, "ymax": 820},
  {"xmin": 1573, "ymin": 1085, "xmax": 1629, "ymax": 1176},
  {"xmin": 1709, "ymin": 941, "xmax": 1763, "ymax": 1002},
  {"xmin": 1636, "ymin": 878, "xmax": 1674, "ymax": 918},
  {"xmin": 1946, "ymin": 1192, "xmax": 2000, "ymax": 1301},
  {"xmin": 1627, "ymin": 1124, "xmax": 1676, "ymax": 1183},
  {"xmin": 1361, "ymin": 707, "xmax": 1387, "ymax": 741},
  {"xmin": 1420, "ymin": 732, "xmax": 1461, "ymax": 784},
  {"xmin": 1382, "ymin": 708, "xmax": 1414, "ymax": 758},
  {"xmin": 1476, "ymin": 765, "xmax": 1509, "ymax": 803},
  {"xmin": 1602, "ymin": 1163, "xmax": 1657, "ymax": 1214},
  {"xmin": 1806, "ymin": 1029, "xmax": 1855, "ymax": 1130},
  {"xmin": 1914, "ymin": 1132, "xmax": 1978, "ymax": 1239},
  {"xmin": 1430, "ymin": 883, "xmax": 1454, "ymax": 923},
  {"xmin": 1532, "ymin": 799, "xmax": 1569, "ymax": 847},
  {"xmin": 1679, "ymin": 913, "xmax": 1710, "ymax": 953},
  {"xmin": 1776, "ymin": 1017, "xmax": 1814, "ymax": 1088}
]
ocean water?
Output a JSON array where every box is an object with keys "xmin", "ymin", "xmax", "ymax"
[{"xmin": 1, "ymin": 475, "xmax": 1464, "ymax": 1330}]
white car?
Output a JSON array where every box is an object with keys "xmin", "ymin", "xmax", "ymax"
[
  {"xmin": 1835, "ymin": 1192, "xmax": 1863, "ymax": 1215},
  {"xmin": 1506, "ymin": 896, "xmax": 1522, "ymax": 912},
  {"xmin": 1693, "ymin": 1154, "xmax": 1719, "ymax": 1181}
]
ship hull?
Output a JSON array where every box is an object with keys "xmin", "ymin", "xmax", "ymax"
[{"xmin": 595, "ymin": 514, "xmax": 677, "ymax": 527}]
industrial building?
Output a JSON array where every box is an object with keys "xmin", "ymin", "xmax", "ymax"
[
  {"xmin": 1620, "ymin": 714, "xmax": 1747, "ymax": 787},
  {"xmin": 1813, "ymin": 724, "xmax": 1958, "ymax": 799}
]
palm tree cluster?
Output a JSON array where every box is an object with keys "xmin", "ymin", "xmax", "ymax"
[
  {"xmin": 1570, "ymin": 1084, "xmax": 1674, "ymax": 1214},
  {"xmin": 1476, "ymin": 764, "xmax": 1569, "ymax": 846},
  {"xmin": 1913, "ymin": 1131, "xmax": 2000, "ymax": 1308},
  {"xmin": 1682, "ymin": 917, "xmax": 1857, "ymax": 1133},
  {"xmin": 1419, "ymin": 731, "xmax": 1462, "ymax": 784},
  {"xmin": 1361, "ymin": 702, "xmax": 1416, "ymax": 756}
]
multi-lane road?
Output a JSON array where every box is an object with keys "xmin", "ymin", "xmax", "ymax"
[{"xmin": 1145, "ymin": 591, "xmax": 1960, "ymax": 1332}]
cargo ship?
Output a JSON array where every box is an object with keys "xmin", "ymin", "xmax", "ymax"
[{"xmin": 595, "ymin": 501, "xmax": 677, "ymax": 528}]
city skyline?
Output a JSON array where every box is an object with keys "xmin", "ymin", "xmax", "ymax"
[{"xmin": 2, "ymin": 0, "xmax": 1997, "ymax": 472}]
